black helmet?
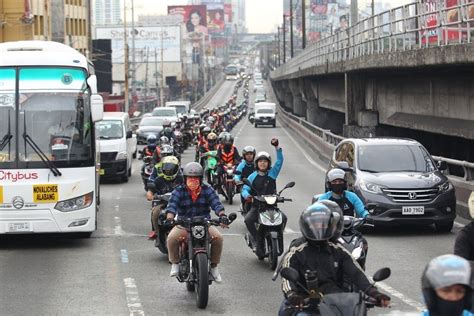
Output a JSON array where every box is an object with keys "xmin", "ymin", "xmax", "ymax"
[
  {"xmin": 422, "ymin": 254, "xmax": 472, "ymax": 313},
  {"xmin": 183, "ymin": 162, "xmax": 204, "ymax": 177},
  {"xmin": 299, "ymin": 200, "xmax": 343, "ymax": 241},
  {"xmin": 146, "ymin": 135, "xmax": 157, "ymax": 146},
  {"xmin": 255, "ymin": 151, "xmax": 271, "ymax": 169},
  {"xmin": 222, "ymin": 133, "xmax": 234, "ymax": 146},
  {"xmin": 242, "ymin": 145, "xmax": 256, "ymax": 156}
]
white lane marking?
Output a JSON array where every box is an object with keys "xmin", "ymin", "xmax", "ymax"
[
  {"xmin": 114, "ymin": 205, "xmax": 120, "ymax": 212},
  {"xmin": 280, "ymin": 123, "xmax": 326, "ymax": 173},
  {"xmin": 121, "ymin": 249, "xmax": 129, "ymax": 263},
  {"xmin": 377, "ymin": 281, "xmax": 425, "ymax": 312},
  {"xmin": 234, "ymin": 119, "xmax": 247, "ymax": 140},
  {"xmin": 284, "ymin": 227, "xmax": 296, "ymax": 234},
  {"xmin": 123, "ymin": 278, "xmax": 145, "ymax": 316},
  {"xmin": 114, "ymin": 216, "xmax": 123, "ymax": 236}
]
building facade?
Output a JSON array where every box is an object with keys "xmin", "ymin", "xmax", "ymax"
[
  {"xmin": 0, "ymin": 0, "xmax": 90, "ymax": 56},
  {"xmin": 93, "ymin": 0, "xmax": 121, "ymax": 26}
]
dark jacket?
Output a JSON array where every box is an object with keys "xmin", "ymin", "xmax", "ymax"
[
  {"xmin": 281, "ymin": 238, "xmax": 376, "ymax": 298},
  {"xmin": 455, "ymin": 222, "xmax": 474, "ymax": 261}
]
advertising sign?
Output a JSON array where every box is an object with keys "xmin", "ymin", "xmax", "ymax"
[
  {"xmin": 203, "ymin": 2, "xmax": 225, "ymax": 34},
  {"xmin": 168, "ymin": 5, "xmax": 208, "ymax": 37},
  {"xmin": 96, "ymin": 26, "xmax": 181, "ymax": 63},
  {"xmin": 224, "ymin": 4, "xmax": 232, "ymax": 23},
  {"xmin": 309, "ymin": 0, "xmax": 349, "ymax": 41},
  {"xmin": 420, "ymin": 0, "xmax": 467, "ymax": 44}
]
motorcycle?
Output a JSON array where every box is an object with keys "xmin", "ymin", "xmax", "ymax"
[
  {"xmin": 141, "ymin": 156, "xmax": 154, "ymax": 191},
  {"xmin": 243, "ymin": 179, "xmax": 295, "ymax": 270},
  {"xmin": 173, "ymin": 130, "xmax": 184, "ymax": 154},
  {"xmin": 175, "ymin": 213, "xmax": 237, "ymax": 309},
  {"xmin": 279, "ymin": 266, "xmax": 391, "ymax": 315},
  {"xmin": 202, "ymin": 150, "xmax": 218, "ymax": 189},
  {"xmin": 147, "ymin": 183, "xmax": 173, "ymax": 254},
  {"xmin": 220, "ymin": 163, "xmax": 237, "ymax": 205},
  {"xmin": 312, "ymin": 194, "xmax": 370, "ymax": 270}
]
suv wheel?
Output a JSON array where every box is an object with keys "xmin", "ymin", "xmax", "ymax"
[{"xmin": 435, "ymin": 221, "xmax": 453, "ymax": 233}]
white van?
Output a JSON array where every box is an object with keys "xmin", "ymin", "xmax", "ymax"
[
  {"xmin": 152, "ymin": 106, "xmax": 179, "ymax": 124},
  {"xmin": 96, "ymin": 112, "xmax": 137, "ymax": 182},
  {"xmin": 254, "ymin": 102, "xmax": 276, "ymax": 128},
  {"xmin": 165, "ymin": 101, "xmax": 191, "ymax": 118}
]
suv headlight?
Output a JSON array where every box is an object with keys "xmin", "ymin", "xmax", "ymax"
[
  {"xmin": 438, "ymin": 181, "xmax": 454, "ymax": 192},
  {"xmin": 359, "ymin": 180, "xmax": 385, "ymax": 194},
  {"xmin": 55, "ymin": 192, "xmax": 93, "ymax": 212},
  {"xmin": 116, "ymin": 151, "xmax": 128, "ymax": 160}
]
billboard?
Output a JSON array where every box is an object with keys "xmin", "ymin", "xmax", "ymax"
[
  {"xmin": 308, "ymin": 0, "xmax": 349, "ymax": 41},
  {"xmin": 168, "ymin": 5, "xmax": 208, "ymax": 37},
  {"xmin": 224, "ymin": 4, "xmax": 232, "ymax": 23},
  {"xmin": 95, "ymin": 26, "xmax": 181, "ymax": 64},
  {"xmin": 203, "ymin": 2, "xmax": 225, "ymax": 34}
]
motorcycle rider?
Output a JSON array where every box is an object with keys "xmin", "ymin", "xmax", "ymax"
[
  {"xmin": 318, "ymin": 168, "xmax": 369, "ymax": 218},
  {"xmin": 199, "ymin": 132, "xmax": 219, "ymax": 166},
  {"xmin": 241, "ymin": 138, "xmax": 284, "ymax": 258},
  {"xmin": 140, "ymin": 135, "xmax": 160, "ymax": 160},
  {"xmin": 216, "ymin": 133, "xmax": 241, "ymax": 190},
  {"xmin": 454, "ymin": 192, "xmax": 474, "ymax": 261},
  {"xmin": 421, "ymin": 254, "xmax": 473, "ymax": 316},
  {"xmin": 165, "ymin": 162, "xmax": 229, "ymax": 283},
  {"xmin": 146, "ymin": 156, "xmax": 183, "ymax": 240},
  {"xmin": 158, "ymin": 120, "xmax": 175, "ymax": 144},
  {"xmin": 235, "ymin": 145, "xmax": 256, "ymax": 213},
  {"xmin": 279, "ymin": 200, "xmax": 391, "ymax": 316}
]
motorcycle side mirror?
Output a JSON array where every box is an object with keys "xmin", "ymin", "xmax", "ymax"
[
  {"xmin": 147, "ymin": 183, "xmax": 156, "ymax": 191},
  {"xmin": 278, "ymin": 181, "xmax": 295, "ymax": 195},
  {"xmin": 372, "ymin": 267, "xmax": 391, "ymax": 282},
  {"xmin": 337, "ymin": 161, "xmax": 354, "ymax": 172},
  {"xmin": 228, "ymin": 213, "xmax": 237, "ymax": 221},
  {"xmin": 280, "ymin": 267, "xmax": 300, "ymax": 283}
]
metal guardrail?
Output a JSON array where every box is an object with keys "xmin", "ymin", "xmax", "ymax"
[
  {"xmin": 273, "ymin": 0, "xmax": 474, "ymax": 78},
  {"xmin": 432, "ymin": 156, "xmax": 474, "ymax": 181}
]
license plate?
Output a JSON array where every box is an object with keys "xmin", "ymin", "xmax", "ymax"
[
  {"xmin": 100, "ymin": 169, "xmax": 105, "ymax": 175},
  {"xmin": 262, "ymin": 119, "xmax": 268, "ymax": 123},
  {"xmin": 8, "ymin": 222, "xmax": 31, "ymax": 232},
  {"xmin": 402, "ymin": 206, "xmax": 425, "ymax": 215}
]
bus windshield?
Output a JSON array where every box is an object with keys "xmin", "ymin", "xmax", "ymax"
[{"xmin": 0, "ymin": 67, "xmax": 93, "ymax": 169}]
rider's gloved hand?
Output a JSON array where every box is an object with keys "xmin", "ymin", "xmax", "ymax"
[
  {"xmin": 219, "ymin": 214, "xmax": 230, "ymax": 226},
  {"xmin": 287, "ymin": 291, "xmax": 305, "ymax": 306},
  {"xmin": 365, "ymin": 215, "xmax": 374, "ymax": 225},
  {"xmin": 271, "ymin": 138, "xmax": 279, "ymax": 147},
  {"xmin": 245, "ymin": 196, "xmax": 253, "ymax": 204},
  {"xmin": 374, "ymin": 293, "xmax": 391, "ymax": 307}
]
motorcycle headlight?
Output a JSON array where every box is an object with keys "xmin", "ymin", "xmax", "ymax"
[
  {"xmin": 438, "ymin": 181, "xmax": 454, "ymax": 192},
  {"xmin": 55, "ymin": 192, "xmax": 93, "ymax": 212},
  {"xmin": 351, "ymin": 245, "xmax": 363, "ymax": 260},
  {"xmin": 359, "ymin": 180, "xmax": 384, "ymax": 194},
  {"xmin": 191, "ymin": 225, "xmax": 206, "ymax": 239},
  {"xmin": 226, "ymin": 169, "xmax": 233, "ymax": 175},
  {"xmin": 116, "ymin": 151, "xmax": 128, "ymax": 160}
]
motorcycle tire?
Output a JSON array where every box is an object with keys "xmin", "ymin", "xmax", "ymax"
[
  {"xmin": 195, "ymin": 252, "xmax": 209, "ymax": 309},
  {"xmin": 267, "ymin": 235, "xmax": 278, "ymax": 271},
  {"xmin": 227, "ymin": 186, "xmax": 234, "ymax": 205}
]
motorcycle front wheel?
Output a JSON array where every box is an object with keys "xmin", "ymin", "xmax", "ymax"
[
  {"xmin": 266, "ymin": 234, "xmax": 278, "ymax": 270},
  {"xmin": 195, "ymin": 252, "xmax": 209, "ymax": 309}
]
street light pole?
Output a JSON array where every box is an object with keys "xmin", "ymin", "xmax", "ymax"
[
  {"xmin": 131, "ymin": 0, "xmax": 137, "ymax": 100},
  {"xmin": 302, "ymin": 0, "xmax": 306, "ymax": 49},
  {"xmin": 290, "ymin": 0, "xmax": 294, "ymax": 58},
  {"xmin": 123, "ymin": 1, "xmax": 129, "ymax": 114},
  {"xmin": 283, "ymin": 17, "xmax": 286, "ymax": 63},
  {"xmin": 277, "ymin": 27, "xmax": 281, "ymax": 66}
]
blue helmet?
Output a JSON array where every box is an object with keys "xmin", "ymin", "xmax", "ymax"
[{"xmin": 147, "ymin": 135, "xmax": 157, "ymax": 147}]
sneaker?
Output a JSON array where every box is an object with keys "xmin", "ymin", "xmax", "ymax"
[
  {"xmin": 147, "ymin": 231, "xmax": 157, "ymax": 240},
  {"xmin": 170, "ymin": 263, "xmax": 180, "ymax": 277},
  {"xmin": 210, "ymin": 267, "xmax": 222, "ymax": 284}
]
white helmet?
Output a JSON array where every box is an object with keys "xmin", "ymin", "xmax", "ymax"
[
  {"xmin": 327, "ymin": 168, "xmax": 346, "ymax": 182},
  {"xmin": 469, "ymin": 192, "xmax": 474, "ymax": 219}
]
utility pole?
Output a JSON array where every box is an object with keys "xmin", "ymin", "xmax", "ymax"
[
  {"xmin": 124, "ymin": 1, "xmax": 129, "ymax": 114},
  {"xmin": 302, "ymin": 0, "xmax": 306, "ymax": 49},
  {"xmin": 202, "ymin": 35, "xmax": 207, "ymax": 93},
  {"xmin": 160, "ymin": 31, "xmax": 165, "ymax": 107},
  {"xmin": 131, "ymin": 0, "xmax": 137, "ymax": 101},
  {"xmin": 154, "ymin": 48, "xmax": 159, "ymax": 107},
  {"xmin": 290, "ymin": 0, "xmax": 294, "ymax": 58},
  {"xmin": 283, "ymin": 16, "xmax": 286, "ymax": 63},
  {"xmin": 277, "ymin": 27, "xmax": 281, "ymax": 66},
  {"xmin": 351, "ymin": 0, "xmax": 358, "ymax": 26},
  {"xmin": 371, "ymin": 0, "xmax": 375, "ymax": 16},
  {"xmin": 143, "ymin": 47, "xmax": 149, "ymax": 113}
]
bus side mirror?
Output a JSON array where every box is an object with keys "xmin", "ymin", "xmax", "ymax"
[{"xmin": 91, "ymin": 94, "xmax": 104, "ymax": 122}]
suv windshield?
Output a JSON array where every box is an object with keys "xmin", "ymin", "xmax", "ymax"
[
  {"xmin": 358, "ymin": 144, "xmax": 436, "ymax": 173},
  {"xmin": 152, "ymin": 108, "xmax": 176, "ymax": 117},
  {"xmin": 96, "ymin": 120, "xmax": 123, "ymax": 139},
  {"xmin": 173, "ymin": 106, "xmax": 187, "ymax": 115}
]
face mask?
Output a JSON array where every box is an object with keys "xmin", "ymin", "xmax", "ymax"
[
  {"xmin": 330, "ymin": 183, "xmax": 347, "ymax": 194},
  {"xmin": 186, "ymin": 177, "xmax": 200, "ymax": 191},
  {"xmin": 433, "ymin": 298, "xmax": 465, "ymax": 316}
]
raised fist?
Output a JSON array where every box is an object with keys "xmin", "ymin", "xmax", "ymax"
[{"xmin": 271, "ymin": 138, "xmax": 279, "ymax": 147}]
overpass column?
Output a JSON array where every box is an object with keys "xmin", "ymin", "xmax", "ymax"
[{"xmin": 344, "ymin": 73, "xmax": 378, "ymax": 137}]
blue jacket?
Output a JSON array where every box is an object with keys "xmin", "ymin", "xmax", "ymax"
[
  {"xmin": 241, "ymin": 147, "xmax": 283, "ymax": 199},
  {"xmin": 318, "ymin": 191, "xmax": 369, "ymax": 218},
  {"xmin": 166, "ymin": 183, "xmax": 224, "ymax": 219},
  {"xmin": 234, "ymin": 160, "xmax": 254, "ymax": 182}
]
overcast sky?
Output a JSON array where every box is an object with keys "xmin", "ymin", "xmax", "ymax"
[{"xmin": 130, "ymin": 0, "xmax": 415, "ymax": 33}]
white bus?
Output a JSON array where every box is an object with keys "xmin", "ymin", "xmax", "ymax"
[{"xmin": 0, "ymin": 41, "xmax": 104, "ymax": 237}]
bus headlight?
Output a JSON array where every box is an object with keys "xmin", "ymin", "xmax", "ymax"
[
  {"xmin": 116, "ymin": 151, "xmax": 128, "ymax": 160},
  {"xmin": 55, "ymin": 192, "xmax": 93, "ymax": 212}
]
